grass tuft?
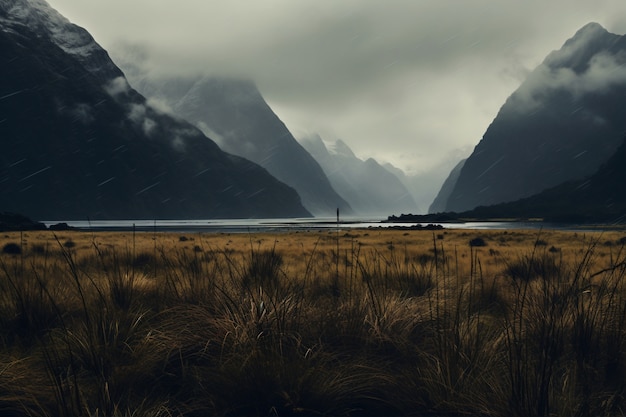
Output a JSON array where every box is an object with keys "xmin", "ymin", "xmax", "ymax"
[{"xmin": 0, "ymin": 228, "xmax": 623, "ymax": 416}]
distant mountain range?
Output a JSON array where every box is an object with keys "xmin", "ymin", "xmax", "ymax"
[
  {"xmin": 0, "ymin": 0, "xmax": 310, "ymax": 220},
  {"xmin": 298, "ymin": 134, "xmax": 418, "ymax": 216},
  {"xmin": 113, "ymin": 61, "xmax": 352, "ymax": 217},
  {"xmin": 435, "ymin": 22, "xmax": 626, "ymax": 215},
  {"xmin": 8, "ymin": 3, "xmax": 621, "ymax": 223}
]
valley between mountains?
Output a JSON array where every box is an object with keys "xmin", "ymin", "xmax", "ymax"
[{"xmin": 1, "ymin": 1, "xmax": 625, "ymax": 224}]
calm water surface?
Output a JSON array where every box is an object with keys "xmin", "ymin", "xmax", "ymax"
[{"xmin": 41, "ymin": 217, "xmax": 613, "ymax": 233}]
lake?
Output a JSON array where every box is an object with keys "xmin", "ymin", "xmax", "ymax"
[{"xmin": 41, "ymin": 217, "xmax": 615, "ymax": 233}]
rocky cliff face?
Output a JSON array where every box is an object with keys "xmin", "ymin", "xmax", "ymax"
[
  {"xmin": 0, "ymin": 0, "xmax": 310, "ymax": 220},
  {"xmin": 115, "ymin": 65, "xmax": 352, "ymax": 217},
  {"xmin": 299, "ymin": 134, "xmax": 418, "ymax": 216},
  {"xmin": 442, "ymin": 23, "xmax": 626, "ymax": 212}
]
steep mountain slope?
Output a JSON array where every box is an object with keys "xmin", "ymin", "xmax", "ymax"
[
  {"xmin": 428, "ymin": 158, "xmax": 466, "ymax": 213},
  {"xmin": 299, "ymin": 134, "xmax": 418, "ymax": 216},
  {"xmin": 443, "ymin": 23, "xmax": 626, "ymax": 212},
  {"xmin": 0, "ymin": 0, "xmax": 310, "ymax": 220},
  {"xmin": 463, "ymin": 135, "xmax": 626, "ymax": 222},
  {"xmin": 380, "ymin": 162, "xmax": 443, "ymax": 215},
  {"xmin": 114, "ymin": 63, "xmax": 351, "ymax": 216}
]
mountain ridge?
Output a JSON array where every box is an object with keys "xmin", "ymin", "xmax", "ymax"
[
  {"xmin": 299, "ymin": 134, "xmax": 418, "ymax": 216},
  {"xmin": 0, "ymin": 0, "xmax": 310, "ymax": 220},
  {"xmin": 440, "ymin": 22, "xmax": 626, "ymax": 213},
  {"xmin": 404, "ymin": 135, "xmax": 626, "ymax": 224},
  {"xmin": 112, "ymin": 62, "xmax": 352, "ymax": 217}
]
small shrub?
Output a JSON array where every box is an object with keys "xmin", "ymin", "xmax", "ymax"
[
  {"xmin": 133, "ymin": 252, "xmax": 155, "ymax": 269},
  {"xmin": 243, "ymin": 249, "xmax": 284, "ymax": 290},
  {"xmin": 31, "ymin": 244, "xmax": 46, "ymax": 254},
  {"xmin": 414, "ymin": 253, "xmax": 433, "ymax": 266},
  {"xmin": 505, "ymin": 253, "xmax": 561, "ymax": 281},
  {"xmin": 469, "ymin": 237, "xmax": 487, "ymax": 247},
  {"xmin": 2, "ymin": 242, "xmax": 21, "ymax": 255},
  {"xmin": 63, "ymin": 240, "xmax": 76, "ymax": 249},
  {"xmin": 397, "ymin": 272, "xmax": 433, "ymax": 297}
]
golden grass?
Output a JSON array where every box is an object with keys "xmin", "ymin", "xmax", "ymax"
[{"xmin": 0, "ymin": 227, "xmax": 625, "ymax": 416}]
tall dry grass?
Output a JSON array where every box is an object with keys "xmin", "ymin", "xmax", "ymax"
[{"xmin": 0, "ymin": 228, "xmax": 624, "ymax": 416}]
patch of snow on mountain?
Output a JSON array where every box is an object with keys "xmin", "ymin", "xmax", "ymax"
[
  {"xmin": 325, "ymin": 139, "xmax": 358, "ymax": 159},
  {"xmin": 2, "ymin": 0, "xmax": 99, "ymax": 58}
]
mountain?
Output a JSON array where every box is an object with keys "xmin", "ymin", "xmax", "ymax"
[
  {"xmin": 0, "ymin": 212, "xmax": 46, "ymax": 232},
  {"xmin": 0, "ymin": 0, "xmax": 310, "ymax": 220},
  {"xmin": 428, "ymin": 158, "xmax": 466, "ymax": 213},
  {"xmin": 395, "ymin": 135, "xmax": 626, "ymax": 223},
  {"xmin": 111, "ymin": 58, "xmax": 352, "ymax": 217},
  {"xmin": 299, "ymin": 134, "xmax": 418, "ymax": 216},
  {"xmin": 430, "ymin": 135, "xmax": 626, "ymax": 223},
  {"xmin": 380, "ymin": 163, "xmax": 439, "ymax": 214},
  {"xmin": 441, "ymin": 23, "xmax": 626, "ymax": 213}
]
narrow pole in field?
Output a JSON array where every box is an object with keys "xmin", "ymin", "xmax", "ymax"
[{"xmin": 334, "ymin": 207, "xmax": 340, "ymax": 298}]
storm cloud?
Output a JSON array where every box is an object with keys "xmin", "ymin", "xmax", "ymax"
[
  {"xmin": 510, "ymin": 24, "xmax": 626, "ymax": 113},
  {"xmin": 46, "ymin": 0, "xmax": 626, "ymax": 175}
]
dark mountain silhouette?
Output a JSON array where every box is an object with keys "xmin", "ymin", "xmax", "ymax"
[
  {"xmin": 441, "ymin": 22, "xmax": 626, "ymax": 213},
  {"xmin": 113, "ymin": 59, "xmax": 352, "ymax": 216},
  {"xmin": 0, "ymin": 212, "xmax": 46, "ymax": 232},
  {"xmin": 466, "ymin": 135, "xmax": 626, "ymax": 223},
  {"xmin": 428, "ymin": 158, "xmax": 466, "ymax": 213},
  {"xmin": 0, "ymin": 0, "xmax": 310, "ymax": 220},
  {"xmin": 395, "ymin": 135, "xmax": 626, "ymax": 223},
  {"xmin": 299, "ymin": 134, "xmax": 418, "ymax": 216}
]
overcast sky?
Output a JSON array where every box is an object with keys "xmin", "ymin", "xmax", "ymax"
[{"xmin": 46, "ymin": 0, "xmax": 626, "ymax": 175}]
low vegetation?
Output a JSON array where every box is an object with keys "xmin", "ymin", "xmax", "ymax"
[{"xmin": 0, "ymin": 227, "xmax": 625, "ymax": 416}]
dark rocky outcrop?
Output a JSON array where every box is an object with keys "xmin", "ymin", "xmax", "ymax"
[{"xmin": 0, "ymin": 212, "xmax": 46, "ymax": 231}]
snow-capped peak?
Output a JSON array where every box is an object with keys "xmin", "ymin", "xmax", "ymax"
[
  {"xmin": 0, "ymin": 0, "xmax": 118, "ymax": 78},
  {"xmin": 325, "ymin": 139, "xmax": 357, "ymax": 158},
  {"xmin": 2, "ymin": 0, "xmax": 92, "ymax": 54}
]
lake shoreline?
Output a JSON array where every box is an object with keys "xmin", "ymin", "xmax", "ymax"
[{"xmin": 39, "ymin": 217, "xmax": 626, "ymax": 234}]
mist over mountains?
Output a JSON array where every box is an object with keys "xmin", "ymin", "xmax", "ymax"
[
  {"xmin": 298, "ymin": 134, "xmax": 418, "ymax": 216},
  {"xmin": 114, "ymin": 51, "xmax": 447, "ymax": 217},
  {"xmin": 4, "ymin": 0, "xmax": 624, "ymax": 223},
  {"xmin": 437, "ymin": 22, "xmax": 626, "ymax": 214},
  {"xmin": 111, "ymin": 59, "xmax": 352, "ymax": 217},
  {"xmin": 0, "ymin": 0, "xmax": 310, "ymax": 220}
]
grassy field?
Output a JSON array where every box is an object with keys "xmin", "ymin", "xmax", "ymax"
[{"xmin": 0, "ymin": 227, "xmax": 625, "ymax": 416}]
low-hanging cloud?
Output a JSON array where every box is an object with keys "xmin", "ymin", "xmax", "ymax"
[
  {"xmin": 49, "ymin": 0, "xmax": 626, "ymax": 177},
  {"xmin": 512, "ymin": 51, "xmax": 626, "ymax": 112},
  {"xmin": 104, "ymin": 76, "xmax": 130, "ymax": 97}
]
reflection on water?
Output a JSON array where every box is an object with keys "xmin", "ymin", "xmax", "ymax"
[{"xmin": 40, "ymin": 217, "xmax": 609, "ymax": 233}]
